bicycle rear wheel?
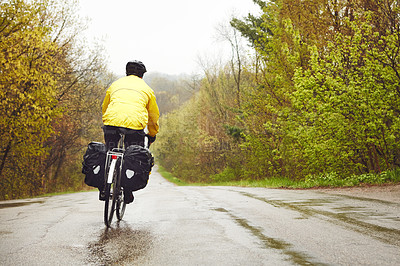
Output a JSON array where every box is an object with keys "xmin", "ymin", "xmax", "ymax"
[
  {"xmin": 116, "ymin": 187, "xmax": 126, "ymax": 220},
  {"xmin": 104, "ymin": 168, "xmax": 118, "ymax": 227}
]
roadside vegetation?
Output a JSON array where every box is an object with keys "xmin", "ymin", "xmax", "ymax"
[
  {"xmin": 153, "ymin": 0, "xmax": 400, "ymax": 187},
  {"xmin": 0, "ymin": 0, "xmax": 198, "ymax": 200},
  {"xmin": 158, "ymin": 165, "xmax": 400, "ymax": 189},
  {"xmin": 1, "ymin": 0, "xmax": 399, "ymax": 200},
  {"xmin": 0, "ymin": 0, "xmax": 111, "ymax": 200}
]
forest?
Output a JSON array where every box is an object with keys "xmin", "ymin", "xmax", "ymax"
[
  {"xmin": 1, "ymin": 0, "xmax": 399, "ymax": 199},
  {"xmin": 153, "ymin": 0, "xmax": 400, "ymax": 184},
  {"xmin": 0, "ymin": 0, "xmax": 112, "ymax": 199}
]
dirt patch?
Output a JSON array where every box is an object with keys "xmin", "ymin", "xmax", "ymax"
[{"xmin": 313, "ymin": 184, "xmax": 400, "ymax": 203}]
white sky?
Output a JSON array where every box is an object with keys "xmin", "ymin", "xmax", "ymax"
[{"xmin": 78, "ymin": 0, "xmax": 261, "ymax": 76}]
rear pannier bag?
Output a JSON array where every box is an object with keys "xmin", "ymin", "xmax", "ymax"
[
  {"xmin": 121, "ymin": 145, "xmax": 154, "ymax": 192},
  {"xmin": 82, "ymin": 142, "xmax": 106, "ymax": 189}
]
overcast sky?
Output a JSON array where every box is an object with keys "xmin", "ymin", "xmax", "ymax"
[{"xmin": 78, "ymin": 0, "xmax": 261, "ymax": 76}]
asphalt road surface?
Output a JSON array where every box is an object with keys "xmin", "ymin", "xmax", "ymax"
[{"xmin": 1, "ymin": 166, "xmax": 399, "ymax": 265}]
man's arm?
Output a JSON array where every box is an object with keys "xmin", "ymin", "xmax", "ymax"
[{"xmin": 147, "ymin": 92, "xmax": 160, "ymax": 137}]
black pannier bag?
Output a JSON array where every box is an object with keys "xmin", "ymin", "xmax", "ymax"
[
  {"xmin": 121, "ymin": 145, "xmax": 154, "ymax": 192},
  {"xmin": 82, "ymin": 142, "xmax": 106, "ymax": 189}
]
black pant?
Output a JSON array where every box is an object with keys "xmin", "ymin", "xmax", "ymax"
[{"xmin": 102, "ymin": 125, "xmax": 145, "ymax": 150}]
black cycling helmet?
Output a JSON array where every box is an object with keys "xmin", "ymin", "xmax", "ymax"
[{"xmin": 126, "ymin": 60, "xmax": 147, "ymax": 78}]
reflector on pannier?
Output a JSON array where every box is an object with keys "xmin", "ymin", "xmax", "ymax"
[
  {"xmin": 121, "ymin": 145, "xmax": 154, "ymax": 192},
  {"xmin": 82, "ymin": 142, "xmax": 106, "ymax": 189}
]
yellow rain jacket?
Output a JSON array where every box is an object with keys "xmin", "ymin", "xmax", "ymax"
[{"xmin": 102, "ymin": 75, "xmax": 160, "ymax": 137}]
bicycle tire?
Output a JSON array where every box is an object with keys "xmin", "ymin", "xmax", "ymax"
[
  {"xmin": 103, "ymin": 183, "xmax": 113, "ymax": 227},
  {"xmin": 115, "ymin": 149, "xmax": 126, "ymax": 221},
  {"xmin": 104, "ymin": 166, "xmax": 118, "ymax": 227},
  {"xmin": 116, "ymin": 186, "xmax": 126, "ymax": 220}
]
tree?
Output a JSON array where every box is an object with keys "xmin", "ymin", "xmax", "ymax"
[
  {"xmin": 39, "ymin": 0, "xmax": 110, "ymax": 193},
  {"xmin": 0, "ymin": 0, "xmax": 110, "ymax": 199},
  {"xmin": 145, "ymin": 73, "xmax": 198, "ymax": 115},
  {"xmin": 292, "ymin": 14, "xmax": 400, "ymax": 175},
  {"xmin": 155, "ymin": 0, "xmax": 400, "ymax": 183},
  {"xmin": 0, "ymin": 0, "xmax": 65, "ymax": 198}
]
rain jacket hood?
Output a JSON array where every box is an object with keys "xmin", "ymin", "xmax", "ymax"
[{"xmin": 102, "ymin": 75, "xmax": 159, "ymax": 136}]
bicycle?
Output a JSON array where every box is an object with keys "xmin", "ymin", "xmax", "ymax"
[
  {"xmin": 103, "ymin": 133, "xmax": 150, "ymax": 227},
  {"xmin": 103, "ymin": 133, "xmax": 126, "ymax": 227}
]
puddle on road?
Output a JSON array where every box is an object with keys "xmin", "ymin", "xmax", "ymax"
[
  {"xmin": 239, "ymin": 191, "xmax": 400, "ymax": 247},
  {"xmin": 87, "ymin": 222, "xmax": 154, "ymax": 265},
  {"xmin": 213, "ymin": 207, "xmax": 321, "ymax": 266},
  {"xmin": 0, "ymin": 200, "xmax": 45, "ymax": 209}
]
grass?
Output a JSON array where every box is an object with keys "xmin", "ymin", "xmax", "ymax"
[
  {"xmin": 34, "ymin": 188, "xmax": 95, "ymax": 198},
  {"xmin": 157, "ymin": 166, "xmax": 400, "ymax": 189},
  {"xmin": 157, "ymin": 165, "xmax": 189, "ymax": 186}
]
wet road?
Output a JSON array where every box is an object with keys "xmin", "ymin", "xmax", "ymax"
[{"xmin": 1, "ymin": 166, "xmax": 399, "ymax": 265}]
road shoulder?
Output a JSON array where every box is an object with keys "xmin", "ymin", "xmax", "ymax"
[{"xmin": 312, "ymin": 184, "xmax": 400, "ymax": 203}]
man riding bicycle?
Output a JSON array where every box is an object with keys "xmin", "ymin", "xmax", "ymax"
[{"xmin": 101, "ymin": 60, "xmax": 160, "ymax": 204}]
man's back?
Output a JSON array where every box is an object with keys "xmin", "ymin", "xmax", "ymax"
[{"xmin": 102, "ymin": 75, "xmax": 159, "ymax": 136}]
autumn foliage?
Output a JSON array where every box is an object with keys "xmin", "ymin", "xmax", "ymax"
[{"xmin": 0, "ymin": 0, "xmax": 109, "ymax": 199}]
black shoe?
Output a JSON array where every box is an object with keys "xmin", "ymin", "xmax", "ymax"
[
  {"xmin": 99, "ymin": 191, "xmax": 106, "ymax": 201},
  {"xmin": 124, "ymin": 190, "xmax": 134, "ymax": 204}
]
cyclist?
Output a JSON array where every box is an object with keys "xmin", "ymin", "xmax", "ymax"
[{"xmin": 101, "ymin": 60, "xmax": 159, "ymax": 203}]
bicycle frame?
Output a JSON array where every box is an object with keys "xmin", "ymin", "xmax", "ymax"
[{"xmin": 105, "ymin": 150, "xmax": 123, "ymax": 183}]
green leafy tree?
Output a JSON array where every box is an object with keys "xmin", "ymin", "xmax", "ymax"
[
  {"xmin": 152, "ymin": 97, "xmax": 202, "ymax": 181},
  {"xmin": 292, "ymin": 14, "xmax": 400, "ymax": 176},
  {"xmin": 150, "ymin": 0, "xmax": 400, "ymax": 184},
  {"xmin": 231, "ymin": 0, "xmax": 400, "ymax": 179}
]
